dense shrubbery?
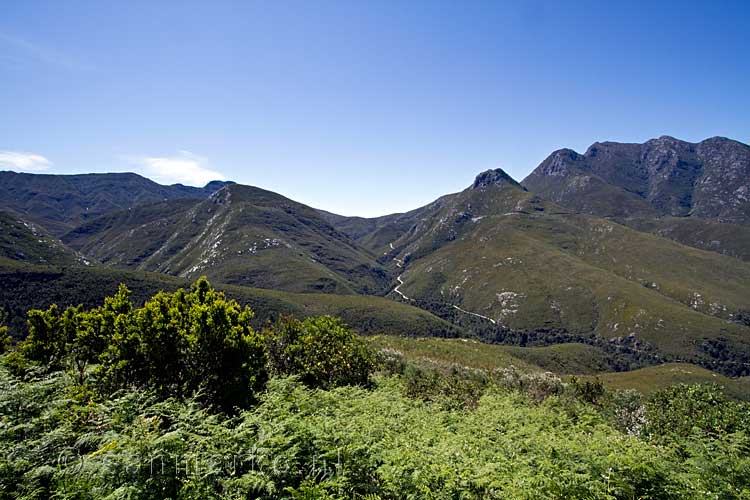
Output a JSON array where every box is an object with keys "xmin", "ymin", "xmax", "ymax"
[
  {"xmin": 1, "ymin": 280, "xmax": 750, "ymax": 498},
  {"xmin": 264, "ymin": 315, "xmax": 375, "ymax": 389},
  {"xmin": 0, "ymin": 309, "xmax": 9, "ymax": 354},
  {"xmin": 2, "ymin": 364, "xmax": 750, "ymax": 499},
  {"xmin": 16, "ymin": 278, "xmax": 374, "ymax": 412}
]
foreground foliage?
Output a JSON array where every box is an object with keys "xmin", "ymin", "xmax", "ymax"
[
  {"xmin": 1, "ymin": 280, "xmax": 749, "ymax": 498},
  {"xmin": 2, "ymin": 364, "xmax": 750, "ymax": 499}
]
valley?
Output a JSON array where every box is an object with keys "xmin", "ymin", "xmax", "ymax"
[{"xmin": 1, "ymin": 135, "xmax": 750, "ymax": 383}]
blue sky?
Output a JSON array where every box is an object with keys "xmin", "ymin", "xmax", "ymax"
[{"xmin": 1, "ymin": 0, "xmax": 748, "ymax": 216}]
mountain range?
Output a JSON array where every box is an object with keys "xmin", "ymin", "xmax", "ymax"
[
  {"xmin": 1, "ymin": 135, "xmax": 749, "ymax": 376},
  {"xmin": 522, "ymin": 136, "xmax": 750, "ymax": 260}
]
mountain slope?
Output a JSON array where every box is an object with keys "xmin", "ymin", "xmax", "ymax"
[
  {"xmin": 522, "ymin": 136, "xmax": 750, "ymax": 259},
  {"xmin": 63, "ymin": 184, "xmax": 390, "ymax": 294},
  {"xmin": 0, "ymin": 171, "xmax": 230, "ymax": 235},
  {"xmin": 354, "ymin": 169, "xmax": 750, "ymax": 372},
  {"xmin": 0, "ymin": 211, "xmax": 81, "ymax": 266},
  {"xmin": 0, "ymin": 257, "xmax": 458, "ymax": 341}
]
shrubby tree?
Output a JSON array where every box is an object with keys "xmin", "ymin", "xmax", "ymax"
[
  {"xmin": 644, "ymin": 383, "xmax": 750, "ymax": 441},
  {"xmin": 101, "ymin": 277, "xmax": 267, "ymax": 411},
  {"xmin": 264, "ymin": 315, "xmax": 375, "ymax": 389},
  {"xmin": 0, "ymin": 308, "xmax": 10, "ymax": 354},
  {"xmin": 23, "ymin": 303, "xmax": 66, "ymax": 368},
  {"xmin": 21, "ymin": 285, "xmax": 133, "ymax": 385},
  {"xmin": 21, "ymin": 278, "xmax": 266, "ymax": 412},
  {"xmin": 569, "ymin": 376, "xmax": 605, "ymax": 404}
]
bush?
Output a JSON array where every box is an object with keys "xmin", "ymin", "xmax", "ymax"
[
  {"xmin": 20, "ymin": 277, "xmax": 267, "ymax": 412},
  {"xmin": 0, "ymin": 308, "xmax": 10, "ymax": 354},
  {"xmin": 601, "ymin": 389, "xmax": 646, "ymax": 435},
  {"xmin": 492, "ymin": 366, "xmax": 564, "ymax": 401},
  {"xmin": 569, "ymin": 376, "xmax": 606, "ymax": 404},
  {"xmin": 100, "ymin": 277, "xmax": 267, "ymax": 412},
  {"xmin": 263, "ymin": 315, "xmax": 375, "ymax": 389},
  {"xmin": 644, "ymin": 383, "xmax": 750, "ymax": 441}
]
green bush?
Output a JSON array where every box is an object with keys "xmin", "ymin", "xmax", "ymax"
[
  {"xmin": 601, "ymin": 389, "xmax": 646, "ymax": 435},
  {"xmin": 0, "ymin": 309, "xmax": 9, "ymax": 354},
  {"xmin": 644, "ymin": 383, "xmax": 750, "ymax": 441},
  {"xmin": 20, "ymin": 278, "xmax": 267, "ymax": 412},
  {"xmin": 569, "ymin": 376, "xmax": 606, "ymax": 404},
  {"xmin": 99, "ymin": 277, "xmax": 268, "ymax": 412},
  {"xmin": 399, "ymin": 361, "xmax": 489, "ymax": 410},
  {"xmin": 263, "ymin": 315, "xmax": 375, "ymax": 389}
]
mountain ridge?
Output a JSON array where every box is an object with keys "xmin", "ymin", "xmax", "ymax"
[
  {"xmin": 0, "ymin": 170, "xmax": 232, "ymax": 236},
  {"xmin": 62, "ymin": 183, "xmax": 390, "ymax": 294},
  {"xmin": 521, "ymin": 136, "xmax": 750, "ymax": 260},
  {"xmin": 2, "ymin": 137, "xmax": 750, "ymax": 375}
]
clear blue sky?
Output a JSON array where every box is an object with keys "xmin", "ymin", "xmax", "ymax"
[{"xmin": 1, "ymin": 0, "xmax": 748, "ymax": 216}]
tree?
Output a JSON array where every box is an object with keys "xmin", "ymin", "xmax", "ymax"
[
  {"xmin": 0, "ymin": 308, "xmax": 10, "ymax": 354},
  {"xmin": 101, "ymin": 277, "xmax": 267, "ymax": 411},
  {"xmin": 264, "ymin": 315, "xmax": 375, "ymax": 389},
  {"xmin": 23, "ymin": 304, "xmax": 66, "ymax": 368}
]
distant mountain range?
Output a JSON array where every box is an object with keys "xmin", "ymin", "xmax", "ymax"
[
  {"xmin": 522, "ymin": 136, "xmax": 750, "ymax": 260},
  {"xmin": 1, "ymin": 135, "xmax": 749, "ymax": 374},
  {"xmin": 61, "ymin": 183, "xmax": 388, "ymax": 294},
  {"xmin": 0, "ymin": 171, "xmax": 233, "ymax": 235}
]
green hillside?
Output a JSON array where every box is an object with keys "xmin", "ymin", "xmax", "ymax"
[
  {"xmin": 521, "ymin": 137, "xmax": 750, "ymax": 260},
  {"xmin": 0, "ymin": 171, "xmax": 228, "ymax": 235},
  {"xmin": 370, "ymin": 336, "xmax": 614, "ymax": 374},
  {"xmin": 348, "ymin": 171, "xmax": 750, "ymax": 373},
  {"xmin": 0, "ymin": 211, "xmax": 81, "ymax": 266},
  {"xmin": 625, "ymin": 216, "xmax": 750, "ymax": 262},
  {"xmin": 0, "ymin": 258, "xmax": 457, "ymax": 341},
  {"xmin": 63, "ymin": 184, "xmax": 390, "ymax": 294},
  {"xmin": 582, "ymin": 363, "xmax": 750, "ymax": 401}
]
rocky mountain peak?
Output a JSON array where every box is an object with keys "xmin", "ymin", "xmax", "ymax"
[
  {"xmin": 523, "ymin": 135, "xmax": 750, "ymax": 225},
  {"xmin": 537, "ymin": 148, "xmax": 582, "ymax": 177},
  {"xmin": 204, "ymin": 180, "xmax": 235, "ymax": 191},
  {"xmin": 472, "ymin": 168, "xmax": 522, "ymax": 189}
]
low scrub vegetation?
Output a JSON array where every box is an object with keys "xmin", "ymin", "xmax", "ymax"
[{"xmin": 1, "ymin": 279, "xmax": 749, "ymax": 498}]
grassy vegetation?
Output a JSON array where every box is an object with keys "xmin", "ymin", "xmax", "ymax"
[
  {"xmin": 0, "ymin": 211, "xmax": 79, "ymax": 266},
  {"xmin": 0, "ymin": 258, "xmax": 459, "ymax": 341},
  {"xmin": 626, "ymin": 216, "xmax": 750, "ymax": 262},
  {"xmin": 368, "ymin": 335, "xmax": 542, "ymax": 372},
  {"xmin": 370, "ymin": 335, "xmax": 612, "ymax": 375},
  {"xmin": 370, "ymin": 335, "xmax": 749, "ymax": 399},
  {"xmin": 373, "ymin": 181, "xmax": 750, "ymax": 371},
  {"xmin": 62, "ymin": 184, "xmax": 390, "ymax": 295},
  {"xmin": 3, "ymin": 281, "xmax": 750, "ymax": 498},
  {"xmin": 497, "ymin": 343, "xmax": 612, "ymax": 374},
  {"xmin": 3, "ymin": 352, "xmax": 750, "ymax": 498},
  {"xmin": 582, "ymin": 363, "xmax": 750, "ymax": 401}
]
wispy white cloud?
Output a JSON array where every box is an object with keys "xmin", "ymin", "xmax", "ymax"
[
  {"xmin": 129, "ymin": 151, "xmax": 226, "ymax": 186},
  {"xmin": 0, "ymin": 151, "xmax": 52, "ymax": 171}
]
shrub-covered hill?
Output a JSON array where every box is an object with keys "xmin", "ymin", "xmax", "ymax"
[
  {"xmin": 371, "ymin": 335, "xmax": 750, "ymax": 402},
  {"xmin": 0, "ymin": 258, "xmax": 458, "ymax": 341},
  {"xmin": 329, "ymin": 169, "xmax": 750, "ymax": 375},
  {"xmin": 0, "ymin": 211, "xmax": 81, "ymax": 267},
  {"xmin": 370, "ymin": 336, "xmax": 613, "ymax": 375},
  {"xmin": 2, "ymin": 278, "xmax": 749, "ymax": 498},
  {"xmin": 61, "ymin": 184, "xmax": 390, "ymax": 294},
  {"xmin": 584, "ymin": 363, "xmax": 750, "ymax": 401},
  {"xmin": 0, "ymin": 171, "xmax": 230, "ymax": 236}
]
